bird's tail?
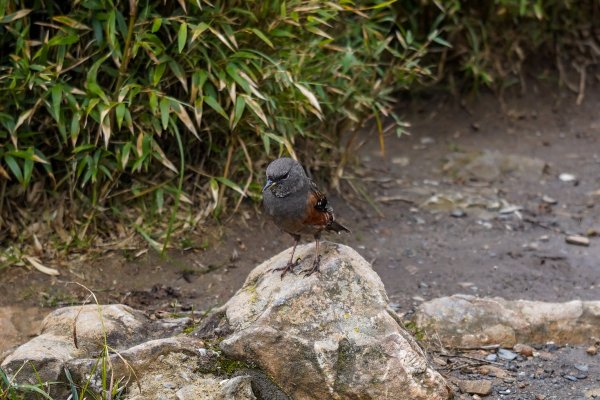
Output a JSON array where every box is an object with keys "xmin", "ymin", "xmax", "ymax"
[{"xmin": 327, "ymin": 220, "xmax": 350, "ymax": 234}]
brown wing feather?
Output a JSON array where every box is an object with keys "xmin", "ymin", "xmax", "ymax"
[{"xmin": 303, "ymin": 189, "xmax": 333, "ymax": 228}]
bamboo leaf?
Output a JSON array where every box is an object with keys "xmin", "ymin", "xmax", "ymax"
[
  {"xmin": 0, "ymin": 9, "xmax": 31, "ymax": 24},
  {"xmin": 204, "ymin": 95, "xmax": 228, "ymax": 120},
  {"xmin": 294, "ymin": 83, "xmax": 322, "ymax": 113},
  {"xmin": 231, "ymin": 96, "xmax": 246, "ymax": 130},
  {"xmin": 178, "ymin": 22, "xmax": 187, "ymax": 53},
  {"xmin": 250, "ymin": 28, "xmax": 274, "ymax": 48},
  {"xmin": 116, "ymin": 103, "xmax": 126, "ymax": 129},
  {"xmin": 4, "ymin": 155, "xmax": 22, "ymax": 183},
  {"xmin": 160, "ymin": 97, "xmax": 170, "ymax": 130},
  {"xmin": 23, "ymin": 256, "xmax": 60, "ymax": 276},
  {"xmin": 173, "ymin": 103, "xmax": 199, "ymax": 139},
  {"xmin": 243, "ymin": 95, "xmax": 269, "ymax": 126},
  {"xmin": 216, "ymin": 177, "xmax": 246, "ymax": 197}
]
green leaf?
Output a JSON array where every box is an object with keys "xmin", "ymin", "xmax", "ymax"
[
  {"xmin": 115, "ymin": 103, "xmax": 126, "ymax": 129},
  {"xmin": 48, "ymin": 33, "xmax": 79, "ymax": 46},
  {"xmin": 216, "ymin": 177, "xmax": 246, "ymax": 197},
  {"xmin": 250, "ymin": 28, "xmax": 274, "ymax": 48},
  {"xmin": 169, "ymin": 61, "xmax": 188, "ymax": 92},
  {"xmin": 151, "ymin": 17, "xmax": 162, "ymax": 33},
  {"xmin": 231, "ymin": 96, "xmax": 245, "ymax": 130},
  {"xmin": 152, "ymin": 63, "xmax": 167, "ymax": 86},
  {"xmin": 155, "ymin": 188, "xmax": 164, "ymax": 213},
  {"xmin": 363, "ymin": 0, "xmax": 398, "ymax": 9},
  {"xmin": 226, "ymin": 63, "xmax": 251, "ymax": 93},
  {"xmin": 23, "ymin": 158, "xmax": 33, "ymax": 186},
  {"xmin": 5, "ymin": 155, "xmax": 22, "ymax": 183},
  {"xmin": 160, "ymin": 97, "xmax": 170, "ymax": 130},
  {"xmin": 178, "ymin": 22, "xmax": 187, "ymax": 53},
  {"xmin": 432, "ymin": 35, "xmax": 452, "ymax": 48},
  {"xmin": 0, "ymin": 9, "xmax": 31, "ymax": 24},
  {"xmin": 51, "ymin": 84, "xmax": 62, "ymax": 123},
  {"xmin": 204, "ymin": 95, "xmax": 228, "ymax": 120}
]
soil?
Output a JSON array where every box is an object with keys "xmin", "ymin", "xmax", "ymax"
[{"xmin": 1, "ymin": 82, "xmax": 600, "ymax": 399}]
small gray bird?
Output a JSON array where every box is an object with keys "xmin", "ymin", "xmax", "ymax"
[{"xmin": 262, "ymin": 157, "xmax": 350, "ymax": 277}]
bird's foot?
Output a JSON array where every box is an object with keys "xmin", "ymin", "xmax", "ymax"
[
  {"xmin": 303, "ymin": 255, "xmax": 321, "ymax": 277},
  {"xmin": 271, "ymin": 259, "xmax": 300, "ymax": 278}
]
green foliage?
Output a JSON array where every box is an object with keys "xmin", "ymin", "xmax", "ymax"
[
  {"xmin": 0, "ymin": 0, "xmax": 438, "ymax": 247},
  {"xmin": 0, "ymin": 0, "xmax": 596, "ymax": 249}
]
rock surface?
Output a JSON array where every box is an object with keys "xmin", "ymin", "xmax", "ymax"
[
  {"xmin": 1, "ymin": 304, "xmax": 190, "ymax": 394},
  {"xmin": 0, "ymin": 306, "xmax": 44, "ymax": 361},
  {"xmin": 414, "ymin": 294, "xmax": 600, "ymax": 347},
  {"xmin": 220, "ymin": 242, "xmax": 451, "ymax": 400}
]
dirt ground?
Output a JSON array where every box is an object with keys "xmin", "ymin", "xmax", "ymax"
[{"xmin": 1, "ymin": 82, "xmax": 600, "ymax": 399}]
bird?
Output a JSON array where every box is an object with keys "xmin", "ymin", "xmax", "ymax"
[{"xmin": 262, "ymin": 157, "xmax": 350, "ymax": 277}]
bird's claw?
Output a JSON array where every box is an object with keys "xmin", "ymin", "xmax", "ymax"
[
  {"xmin": 271, "ymin": 260, "xmax": 299, "ymax": 279},
  {"xmin": 303, "ymin": 255, "xmax": 321, "ymax": 278}
]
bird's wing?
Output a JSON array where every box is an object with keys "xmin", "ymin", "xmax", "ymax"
[{"xmin": 303, "ymin": 180, "xmax": 334, "ymax": 227}]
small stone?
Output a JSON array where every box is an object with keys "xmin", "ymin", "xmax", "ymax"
[
  {"xmin": 457, "ymin": 379, "xmax": 492, "ymax": 396},
  {"xmin": 420, "ymin": 137, "xmax": 435, "ymax": 145},
  {"xmin": 575, "ymin": 364, "xmax": 589, "ymax": 372},
  {"xmin": 451, "ymin": 209, "xmax": 467, "ymax": 218},
  {"xmin": 391, "ymin": 157, "xmax": 410, "ymax": 167},
  {"xmin": 499, "ymin": 205, "xmax": 522, "ymax": 214},
  {"xmin": 513, "ymin": 343, "xmax": 534, "ymax": 357},
  {"xmin": 485, "ymin": 354, "xmax": 498, "ymax": 362},
  {"xmin": 498, "ymin": 388, "xmax": 511, "ymax": 395},
  {"xmin": 566, "ymin": 235, "xmax": 590, "ymax": 246},
  {"xmin": 545, "ymin": 342, "xmax": 559, "ymax": 352},
  {"xmin": 535, "ymin": 395, "xmax": 546, "ymax": 400},
  {"xmin": 564, "ymin": 375, "xmax": 578, "ymax": 382},
  {"xmin": 559, "ymin": 173, "xmax": 576, "ymax": 182},
  {"xmin": 498, "ymin": 348, "xmax": 517, "ymax": 361},
  {"xmin": 542, "ymin": 195, "xmax": 557, "ymax": 204},
  {"xmin": 586, "ymin": 345, "xmax": 597, "ymax": 355},
  {"xmin": 585, "ymin": 388, "xmax": 600, "ymax": 398}
]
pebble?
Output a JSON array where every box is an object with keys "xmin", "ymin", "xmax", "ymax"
[
  {"xmin": 565, "ymin": 235, "xmax": 590, "ymax": 246},
  {"xmin": 391, "ymin": 157, "xmax": 410, "ymax": 166},
  {"xmin": 559, "ymin": 173, "xmax": 576, "ymax": 182},
  {"xmin": 513, "ymin": 343, "xmax": 534, "ymax": 357},
  {"xmin": 420, "ymin": 137, "xmax": 435, "ymax": 145},
  {"xmin": 586, "ymin": 345, "xmax": 598, "ymax": 355},
  {"xmin": 564, "ymin": 375, "xmax": 578, "ymax": 382},
  {"xmin": 451, "ymin": 209, "xmax": 467, "ymax": 218},
  {"xmin": 574, "ymin": 364, "xmax": 589, "ymax": 372},
  {"xmin": 498, "ymin": 348, "xmax": 517, "ymax": 361},
  {"xmin": 457, "ymin": 379, "xmax": 492, "ymax": 396},
  {"xmin": 542, "ymin": 195, "xmax": 557, "ymax": 204},
  {"xmin": 498, "ymin": 388, "xmax": 511, "ymax": 395},
  {"xmin": 485, "ymin": 353, "xmax": 498, "ymax": 362}
]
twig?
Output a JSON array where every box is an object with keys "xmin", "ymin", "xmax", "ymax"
[{"xmin": 437, "ymin": 353, "xmax": 505, "ymax": 367}]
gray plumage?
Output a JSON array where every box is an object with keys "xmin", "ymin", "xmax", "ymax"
[{"xmin": 262, "ymin": 157, "xmax": 349, "ymax": 277}]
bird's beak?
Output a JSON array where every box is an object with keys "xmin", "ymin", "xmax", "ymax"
[{"xmin": 262, "ymin": 179, "xmax": 276, "ymax": 192}]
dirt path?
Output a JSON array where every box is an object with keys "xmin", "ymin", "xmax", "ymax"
[{"xmin": 2, "ymin": 84, "xmax": 599, "ymax": 398}]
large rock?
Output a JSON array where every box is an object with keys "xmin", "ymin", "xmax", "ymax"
[
  {"xmin": 0, "ymin": 306, "xmax": 44, "ymax": 361},
  {"xmin": 1, "ymin": 304, "xmax": 188, "ymax": 389},
  {"xmin": 414, "ymin": 294, "xmax": 600, "ymax": 347},
  {"xmin": 220, "ymin": 242, "xmax": 451, "ymax": 400}
]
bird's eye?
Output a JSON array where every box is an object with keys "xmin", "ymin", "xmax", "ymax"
[{"xmin": 281, "ymin": 171, "xmax": 289, "ymax": 180}]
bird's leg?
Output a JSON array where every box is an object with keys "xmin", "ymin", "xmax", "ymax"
[
  {"xmin": 272, "ymin": 234, "xmax": 301, "ymax": 278},
  {"xmin": 303, "ymin": 235, "xmax": 321, "ymax": 277}
]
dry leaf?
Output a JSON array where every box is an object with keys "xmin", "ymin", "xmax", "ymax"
[{"xmin": 23, "ymin": 255, "xmax": 60, "ymax": 276}]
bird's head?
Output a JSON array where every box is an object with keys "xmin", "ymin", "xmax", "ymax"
[{"xmin": 263, "ymin": 157, "xmax": 307, "ymax": 197}]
